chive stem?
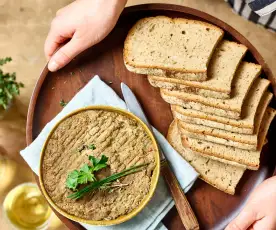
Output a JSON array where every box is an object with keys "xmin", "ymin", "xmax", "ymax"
[{"xmin": 67, "ymin": 163, "xmax": 148, "ymax": 199}]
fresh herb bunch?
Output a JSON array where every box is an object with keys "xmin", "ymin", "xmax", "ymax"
[
  {"xmin": 0, "ymin": 57, "xmax": 24, "ymax": 110},
  {"xmin": 66, "ymin": 154, "xmax": 108, "ymax": 191},
  {"xmin": 67, "ymin": 163, "xmax": 148, "ymax": 200},
  {"xmin": 65, "ymin": 151, "xmax": 148, "ymax": 199}
]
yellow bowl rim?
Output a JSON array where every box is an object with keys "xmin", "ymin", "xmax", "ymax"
[{"xmin": 39, "ymin": 105, "xmax": 160, "ymax": 226}]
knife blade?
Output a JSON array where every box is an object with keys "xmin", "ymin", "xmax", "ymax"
[
  {"xmin": 121, "ymin": 83, "xmax": 199, "ymax": 230},
  {"xmin": 121, "ymin": 84, "xmax": 153, "ymax": 129},
  {"xmin": 120, "ymin": 83, "xmax": 165, "ymax": 160}
]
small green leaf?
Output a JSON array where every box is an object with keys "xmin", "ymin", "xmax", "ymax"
[
  {"xmin": 65, "ymin": 155, "xmax": 109, "ymax": 192},
  {"xmin": 88, "ymin": 144, "xmax": 96, "ymax": 150},
  {"xmin": 60, "ymin": 99, "xmax": 67, "ymax": 107},
  {"xmin": 65, "ymin": 170, "xmax": 79, "ymax": 191},
  {"xmin": 77, "ymin": 164, "xmax": 96, "ymax": 184},
  {"xmin": 89, "ymin": 155, "xmax": 99, "ymax": 166},
  {"xmin": 80, "ymin": 164, "xmax": 90, "ymax": 173},
  {"xmin": 0, "ymin": 57, "xmax": 12, "ymax": 66},
  {"xmin": 89, "ymin": 155, "xmax": 108, "ymax": 172},
  {"xmin": 66, "ymin": 177, "xmax": 78, "ymax": 191},
  {"xmin": 93, "ymin": 162, "xmax": 108, "ymax": 172}
]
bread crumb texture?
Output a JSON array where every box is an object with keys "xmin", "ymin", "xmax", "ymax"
[{"xmin": 124, "ymin": 16, "xmax": 223, "ymax": 72}]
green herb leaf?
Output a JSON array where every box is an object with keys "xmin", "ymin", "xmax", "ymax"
[
  {"xmin": 77, "ymin": 164, "xmax": 96, "ymax": 184},
  {"xmin": 88, "ymin": 144, "xmax": 96, "ymax": 150},
  {"xmin": 0, "ymin": 57, "xmax": 12, "ymax": 66},
  {"xmin": 89, "ymin": 155, "xmax": 108, "ymax": 172},
  {"xmin": 65, "ymin": 170, "xmax": 79, "ymax": 191},
  {"xmin": 60, "ymin": 99, "xmax": 67, "ymax": 107},
  {"xmin": 65, "ymin": 155, "xmax": 109, "ymax": 191},
  {"xmin": 0, "ymin": 57, "xmax": 24, "ymax": 110},
  {"xmin": 67, "ymin": 163, "xmax": 148, "ymax": 199}
]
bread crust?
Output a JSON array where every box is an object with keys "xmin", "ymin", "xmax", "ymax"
[
  {"xmin": 178, "ymin": 121, "xmax": 257, "ymax": 145},
  {"xmin": 166, "ymin": 120, "xmax": 245, "ymax": 195},
  {"xmin": 161, "ymin": 77, "xmax": 269, "ymax": 120},
  {"xmin": 171, "ymin": 91, "xmax": 272, "ymax": 133},
  {"xmin": 177, "ymin": 108, "xmax": 276, "ymax": 169},
  {"xmin": 123, "ymin": 16, "xmax": 224, "ymax": 79},
  {"xmin": 147, "ymin": 40, "xmax": 247, "ymax": 98}
]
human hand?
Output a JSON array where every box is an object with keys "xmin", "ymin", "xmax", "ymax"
[
  {"xmin": 45, "ymin": 0, "xmax": 127, "ymax": 72},
  {"xmin": 226, "ymin": 176, "xmax": 276, "ymax": 230}
]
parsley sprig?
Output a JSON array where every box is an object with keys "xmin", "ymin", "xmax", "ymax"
[
  {"xmin": 65, "ymin": 155, "xmax": 108, "ymax": 191},
  {"xmin": 65, "ymin": 153, "xmax": 148, "ymax": 199},
  {"xmin": 0, "ymin": 57, "xmax": 24, "ymax": 110},
  {"xmin": 67, "ymin": 163, "xmax": 148, "ymax": 200}
]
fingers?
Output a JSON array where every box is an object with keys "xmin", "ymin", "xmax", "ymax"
[
  {"xmin": 44, "ymin": 15, "xmax": 75, "ymax": 61},
  {"xmin": 48, "ymin": 37, "xmax": 86, "ymax": 72},
  {"xmin": 44, "ymin": 29, "xmax": 68, "ymax": 61},
  {"xmin": 225, "ymin": 208, "xmax": 258, "ymax": 230},
  {"xmin": 252, "ymin": 216, "xmax": 276, "ymax": 230}
]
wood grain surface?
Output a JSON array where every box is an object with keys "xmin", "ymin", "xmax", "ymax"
[
  {"xmin": 161, "ymin": 161, "xmax": 199, "ymax": 230},
  {"xmin": 26, "ymin": 4, "xmax": 276, "ymax": 230}
]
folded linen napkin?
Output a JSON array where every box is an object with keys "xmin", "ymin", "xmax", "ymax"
[{"xmin": 20, "ymin": 75, "xmax": 199, "ymax": 230}]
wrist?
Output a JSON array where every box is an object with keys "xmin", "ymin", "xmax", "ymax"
[{"xmin": 109, "ymin": 0, "xmax": 127, "ymax": 17}]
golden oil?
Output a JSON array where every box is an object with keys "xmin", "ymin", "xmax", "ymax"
[{"xmin": 3, "ymin": 183, "xmax": 52, "ymax": 230}]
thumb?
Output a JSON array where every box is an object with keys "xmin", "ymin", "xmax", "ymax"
[
  {"xmin": 48, "ymin": 38, "xmax": 86, "ymax": 72},
  {"xmin": 225, "ymin": 206, "xmax": 258, "ymax": 230},
  {"xmin": 251, "ymin": 216, "xmax": 276, "ymax": 230}
]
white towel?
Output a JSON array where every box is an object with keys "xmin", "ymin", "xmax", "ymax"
[{"xmin": 20, "ymin": 75, "xmax": 199, "ymax": 230}]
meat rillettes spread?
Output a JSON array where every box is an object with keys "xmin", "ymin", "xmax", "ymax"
[{"xmin": 42, "ymin": 110, "xmax": 157, "ymax": 220}]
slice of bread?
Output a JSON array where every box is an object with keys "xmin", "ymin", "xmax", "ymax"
[
  {"xmin": 167, "ymin": 120, "xmax": 246, "ymax": 195},
  {"xmin": 161, "ymin": 74, "xmax": 267, "ymax": 119},
  {"xmin": 179, "ymin": 107, "xmax": 276, "ymax": 169},
  {"xmin": 257, "ymin": 107, "xmax": 276, "ymax": 151},
  {"xmin": 172, "ymin": 91, "xmax": 273, "ymax": 134},
  {"xmin": 148, "ymin": 40, "xmax": 247, "ymax": 99},
  {"xmin": 253, "ymin": 92, "xmax": 273, "ymax": 134},
  {"xmin": 179, "ymin": 122, "xmax": 257, "ymax": 150},
  {"xmin": 179, "ymin": 120, "xmax": 258, "ymax": 146},
  {"xmin": 124, "ymin": 16, "xmax": 224, "ymax": 81}
]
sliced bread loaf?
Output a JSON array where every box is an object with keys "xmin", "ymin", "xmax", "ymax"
[
  {"xmin": 181, "ymin": 133, "xmax": 259, "ymax": 170},
  {"xmin": 172, "ymin": 91, "xmax": 273, "ymax": 134},
  {"xmin": 179, "ymin": 120, "xmax": 258, "ymax": 146},
  {"xmin": 148, "ymin": 40, "xmax": 247, "ymax": 99},
  {"xmin": 124, "ymin": 16, "xmax": 224, "ymax": 81},
  {"xmin": 179, "ymin": 124, "xmax": 257, "ymax": 150},
  {"xmin": 161, "ymin": 74, "xmax": 267, "ymax": 119},
  {"xmin": 257, "ymin": 107, "xmax": 276, "ymax": 151},
  {"xmin": 179, "ymin": 107, "xmax": 276, "ymax": 169},
  {"xmin": 167, "ymin": 120, "xmax": 246, "ymax": 195}
]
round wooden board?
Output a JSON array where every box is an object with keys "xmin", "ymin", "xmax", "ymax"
[{"xmin": 26, "ymin": 4, "xmax": 276, "ymax": 230}]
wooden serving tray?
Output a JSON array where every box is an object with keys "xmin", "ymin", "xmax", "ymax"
[{"xmin": 26, "ymin": 4, "xmax": 276, "ymax": 230}]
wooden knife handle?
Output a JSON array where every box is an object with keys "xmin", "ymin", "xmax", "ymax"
[{"xmin": 161, "ymin": 161, "xmax": 199, "ymax": 230}]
